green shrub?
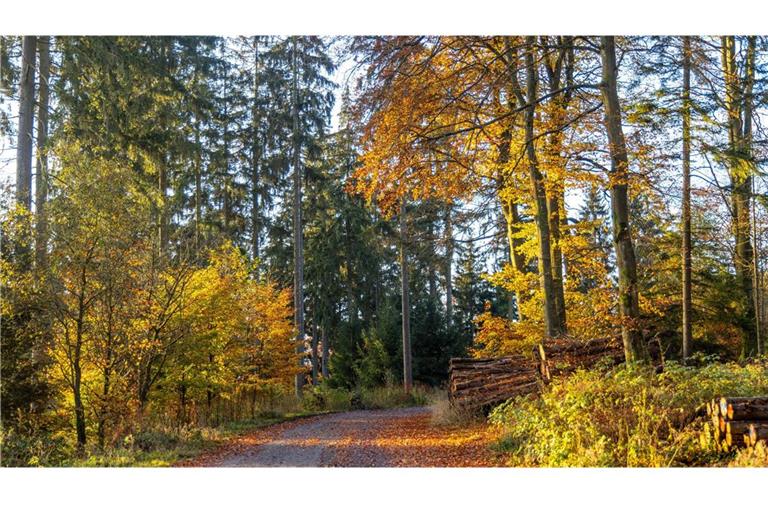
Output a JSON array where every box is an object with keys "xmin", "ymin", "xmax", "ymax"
[
  {"xmin": 430, "ymin": 395, "xmax": 483, "ymax": 427},
  {"xmin": 355, "ymin": 331, "xmax": 393, "ymax": 389},
  {"xmin": 489, "ymin": 357, "xmax": 768, "ymax": 467},
  {"xmin": 360, "ymin": 383, "xmax": 436, "ymax": 409},
  {"xmin": 301, "ymin": 385, "xmax": 352, "ymax": 412},
  {"xmin": 0, "ymin": 427, "xmax": 72, "ymax": 467}
]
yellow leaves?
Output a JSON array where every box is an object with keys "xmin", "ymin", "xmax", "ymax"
[{"xmin": 179, "ymin": 243, "xmax": 297, "ymax": 390}]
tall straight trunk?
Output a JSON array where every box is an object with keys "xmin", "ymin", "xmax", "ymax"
[
  {"xmin": 511, "ymin": 37, "xmax": 559, "ymax": 337},
  {"xmin": 251, "ymin": 37, "xmax": 262, "ymax": 264},
  {"xmin": 311, "ymin": 308, "xmax": 319, "ymax": 386},
  {"xmin": 98, "ymin": 364, "xmax": 110, "ymax": 449},
  {"xmin": 222, "ymin": 99, "xmax": 231, "ymax": 234},
  {"xmin": 444, "ymin": 205, "xmax": 454, "ymax": 327},
  {"xmin": 321, "ymin": 321, "xmax": 330, "ymax": 380},
  {"xmin": 428, "ymin": 219, "xmax": 438, "ymax": 304},
  {"xmin": 34, "ymin": 36, "xmax": 50, "ymax": 270},
  {"xmin": 73, "ymin": 270, "xmax": 88, "ymax": 451},
  {"xmin": 400, "ymin": 199, "xmax": 413, "ymax": 393},
  {"xmin": 16, "ymin": 36, "xmax": 36, "ymax": 211},
  {"xmin": 158, "ymin": 154, "xmax": 168, "ymax": 252},
  {"xmin": 501, "ymin": 198, "xmax": 527, "ymax": 321},
  {"xmin": 98, "ymin": 312, "xmax": 113, "ymax": 450},
  {"xmin": 194, "ymin": 116, "xmax": 202, "ymax": 254},
  {"xmin": 681, "ymin": 36, "xmax": 693, "ymax": 361},
  {"xmin": 547, "ymin": 191, "xmax": 566, "ymax": 334},
  {"xmin": 498, "ymin": 118, "xmax": 526, "ymax": 321},
  {"xmin": 497, "ymin": 83, "xmax": 527, "ymax": 323},
  {"xmin": 745, "ymin": 37, "xmax": 759, "ymax": 355},
  {"xmin": 542, "ymin": 36, "xmax": 572, "ymax": 336},
  {"xmin": 291, "ymin": 38, "xmax": 305, "ymax": 398},
  {"xmin": 599, "ymin": 36, "xmax": 647, "ymax": 364},
  {"xmin": 344, "ymin": 215, "xmax": 358, "ymax": 336},
  {"xmin": 722, "ymin": 36, "xmax": 757, "ymax": 357}
]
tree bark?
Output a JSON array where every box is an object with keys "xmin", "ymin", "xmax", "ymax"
[
  {"xmin": 444, "ymin": 204, "xmax": 454, "ymax": 327},
  {"xmin": 16, "ymin": 36, "xmax": 36, "ymax": 211},
  {"xmin": 542, "ymin": 36, "xmax": 572, "ymax": 336},
  {"xmin": 497, "ymin": 110, "xmax": 527, "ymax": 322},
  {"xmin": 745, "ymin": 37, "xmax": 760, "ymax": 356},
  {"xmin": 400, "ymin": 199, "xmax": 413, "ymax": 393},
  {"xmin": 721, "ymin": 36, "xmax": 757, "ymax": 358},
  {"xmin": 599, "ymin": 36, "xmax": 647, "ymax": 364},
  {"xmin": 681, "ymin": 36, "xmax": 693, "ymax": 361},
  {"xmin": 251, "ymin": 37, "xmax": 262, "ymax": 265},
  {"xmin": 194, "ymin": 116, "xmax": 202, "ymax": 254},
  {"xmin": 321, "ymin": 321, "xmax": 330, "ymax": 380},
  {"xmin": 35, "ymin": 36, "xmax": 50, "ymax": 270},
  {"xmin": 501, "ymin": 198, "xmax": 527, "ymax": 321},
  {"xmin": 291, "ymin": 38, "xmax": 305, "ymax": 398},
  {"xmin": 311, "ymin": 309, "xmax": 319, "ymax": 386},
  {"xmin": 510, "ymin": 37, "xmax": 559, "ymax": 337}
]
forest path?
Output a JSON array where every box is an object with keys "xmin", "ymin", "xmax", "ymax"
[{"xmin": 180, "ymin": 406, "xmax": 501, "ymax": 467}]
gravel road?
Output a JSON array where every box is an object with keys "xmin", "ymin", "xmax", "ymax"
[
  {"xmin": 217, "ymin": 407, "xmax": 430, "ymax": 467},
  {"xmin": 178, "ymin": 405, "xmax": 498, "ymax": 467}
]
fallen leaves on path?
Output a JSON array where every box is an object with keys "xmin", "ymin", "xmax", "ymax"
[
  {"xmin": 177, "ymin": 408, "xmax": 504, "ymax": 467},
  {"xmin": 330, "ymin": 411, "xmax": 502, "ymax": 467},
  {"xmin": 175, "ymin": 415, "xmax": 325, "ymax": 467}
]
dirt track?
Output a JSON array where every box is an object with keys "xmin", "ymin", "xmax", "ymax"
[{"xmin": 179, "ymin": 406, "xmax": 500, "ymax": 467}]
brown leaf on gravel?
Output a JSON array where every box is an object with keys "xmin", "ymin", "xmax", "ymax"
[{"xmin": 178, "ymin": 408, "xmax": 504, "ymax": 468}]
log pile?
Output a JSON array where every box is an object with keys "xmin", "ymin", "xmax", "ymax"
[
  {"xmin": 534, "ymin": 337, "xmax": 625, "ymax": 383},
  {"xmin": 448, "ymin": 336, "xmax": 661, "ymax": 412},
  {"xmin": 534, "ymin": 336, "xmax": 664, "ymax": 383},
  {"xmin": 704, "ymin": 396, "xmax": 768, "ymax": 450},
  {"xmin": 448, "ymin": 355, "xmax": 540, "ymax": 411}
]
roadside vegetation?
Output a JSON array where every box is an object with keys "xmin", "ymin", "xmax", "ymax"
[{"xmin": 487, "ymin": 357, "xmax": 768, "ymax": 467}]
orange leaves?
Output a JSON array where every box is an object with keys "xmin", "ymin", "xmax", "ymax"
[
  {"xmin": 180, "ymin": 243, "xmax": 297, "ymax": 391},
  {"xmin": 350, "ymin": 38, "xmax": 496, "ymax": 216}
]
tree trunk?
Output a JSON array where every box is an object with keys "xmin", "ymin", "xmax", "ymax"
[
  {"xmin": 158, "ymin": 153, "xmax": 168, "ymax": 253},
  {"xmin": 291, "ymin": 38, "xmax": 305, "ymax": 398},
  {"xmin": 428, "ymin": 218, "xmax": 438, "ymax": 304},
  {"xmin": 400, "ymin": 199, "xmax": 413, "ymax": 393},
  {"xmin": 547, "ymin": 192, "xmax": 567, "ymax": 335},
  {"xmin": 194, "ymin": 116, "xmax": 202, "ymax": 254},
  {"xmin": 745, "ymin": 37, "xmax": 760, "ymax": 356},
  {"xmin": 681, "ymin": 36, "xmax": 693, "ymax": 361},
  {"xmin": 321, "ymin": 321, "xmax": 330, "ymax": 380},
  {"xmin": 501, "ymin": 198, "xmax": 527, "ymax": 321},
  {"xmin": 35, "ymin": 36, "xmax": 50, "ymax": 270},
  {"xmin": 74, "ymin": 290, "xmax": 87, "ymax": 451},
  {"xmin": 311, "ymin": 310, "xmax": 319, "ymax": 386},
  {"xmin": 515, "ymin": 37, "xmax": 559, "ymax": 338},
  {"xmin": 599, "ymin": 36, "xmax": 647, "ymax": 364},
  {"xmin": 542, "ymin": 36, "xmax": 572, "ymax": 336},
  {"xmin": 222, "ymin": 99, "xmax": 231, "ymax": 235},
  {"xmin": 16, "ymin": 36, "xmax": 36, "ymax": 212},
  {"xmin": 497, "ymin": 113, "xmax": 526, "ymax": 322},
  {"xmin": 721, "ymin": 36, "xmax": 757, "ymax": 358},
  {"xmin": 444, "ymin": 204, "xmax": 454, "ymax": 327},
  {"xmin": 251, "ymin": 37, "xmax": 262, "ymax": 265},
  {"xmin": 98, "ymin": 363, "xmax": 111, "ymax": 450}
]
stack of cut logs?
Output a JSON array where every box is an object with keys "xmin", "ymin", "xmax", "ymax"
[
  {"xmin": 448, "ymin": 337, "xmax": 659, "ymax": 411},
  {"xmin": 448, "ymin": 355, "xmax": 539, "ymax": 411},
  {"xmin": 534, "ymin": 337, "xmax": 625, "ymax": 383},
  {"xmin": 705, "ymin": 396, "xmax": 768, "ymax": 450}
]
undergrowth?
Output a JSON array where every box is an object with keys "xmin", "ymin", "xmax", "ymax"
[
  {"xmin": 488, "ymin": 356, "xmax": 768, "ymax": 467},
  {"xmin": 1, "ymin": 383, "xmax": 439, "ymax": 467}
]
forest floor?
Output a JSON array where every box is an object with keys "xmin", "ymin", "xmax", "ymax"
[{"xmin": 177, "ymin": 406, "xmax": 503, "ymax": 467}]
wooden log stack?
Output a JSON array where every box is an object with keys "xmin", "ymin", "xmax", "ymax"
[
  {"xmin": 448, "ymin": 355, "xmax": 540, "ymax": 411},
  {"xmin": 448, "ymin": 336, "xmax": 660, "ymax": 413},
  {"xmin": 704, "ymin": 396, "xmax": 768, "ymax": 450},
  {"xmin": 534, "ymin": 337, "xmax": 625, "ymax": 383}
]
